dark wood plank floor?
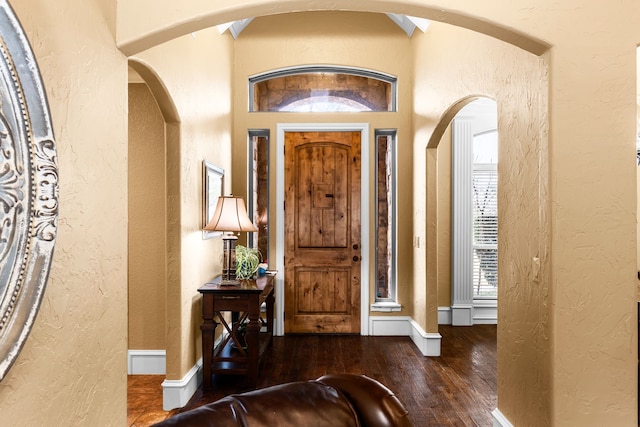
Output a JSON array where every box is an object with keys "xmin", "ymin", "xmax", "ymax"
[{"xmin": 128, "ymin": 324, "xmax": 497, "ymax": 426}]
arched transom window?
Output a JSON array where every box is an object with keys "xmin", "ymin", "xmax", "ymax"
[{"xmin": 249, "ymin": 66, "xmax": 397, "ymax": 112}]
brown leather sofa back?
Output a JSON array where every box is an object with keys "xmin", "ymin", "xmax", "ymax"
[
  {"xmin": 153, "ymin": 374, "xmax": 412, "ymax": 427},
  {"xmin": 317, "ymin": 374, "xmax": 412, "ymax": 427}
]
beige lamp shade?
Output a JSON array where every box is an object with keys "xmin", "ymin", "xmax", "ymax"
[{"xmin": 204, "ymin": 196, "xmax": 257, "ymax": 232}]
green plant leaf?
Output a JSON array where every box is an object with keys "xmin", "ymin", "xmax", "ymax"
[{"xmin": 235, "ymin": 245, "xmax": 262, "ymax": 279}]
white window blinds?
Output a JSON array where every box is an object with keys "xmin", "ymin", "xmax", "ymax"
[{"xmin": 472, "ymin": 164, "xmax": 497, "ymax": 297}]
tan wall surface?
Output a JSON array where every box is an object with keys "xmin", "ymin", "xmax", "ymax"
[
  {"xmin": 412, "ymin": 21, "xmax": 551, "ymax": 423},
  {"xmin": 0, "ymin": 0, "xmax": 128, "ymax": 425},
  {"xmin": 437, "ymin": 126, "xmax": 452, "ymax": 308},
  {"xmin": 636, "ymin": 48, "xmax": 640, "ymax": 301},
  {"xmin": 548, "ymin": 7, "xmax": 636, "ymax": 424},
  {"xmin": 130, "ymin": 27, "xmax": 234, "ymax": 379},
  {"xmin": 232, "ymin": 11, "xmax": 415, "ymax": 313},
  {"xmin": 128, "ymin": 82, "xmax": 167, "ymax": 350}
]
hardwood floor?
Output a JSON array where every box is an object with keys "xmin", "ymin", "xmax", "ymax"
[
  {"xmin": 128, "ymin": 375, "xmax": 168, "ymax": 426},
  {"xmin": 128, "ymin": 324, "xmax": 497, "ymax": 426}
]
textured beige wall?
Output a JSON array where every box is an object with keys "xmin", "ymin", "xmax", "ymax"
[
  {"xmin": 0, "ymin": 0, "xmax": 128, "ymax": 425},
  {"xmin": 547, "ymin": 11, "xmax": 635, "ymax": 426},
  {"xmin": 422, "ymin": 146, "xmax": 439, "ymax": 330},
  {"xmin": 130, "ymin": 27, "xmax": 233, "ymax": 379},
  {"xmin": 231, "ymin": 11, "xmax": 415, "ymax": 313},
  {"xmin": 637, "ymin": 48, "xmax": 640, "ymax": 299},
  {"xmin": 413, "ymin": 21, "xmax": 551, "ymax": 423},
  {"xmin": 128, "ymin": 83, "xmax": 167, "ymax": 350},
  {"xmin": 437, "ymin": 126, "xmax": 452, "ymax": 308}
]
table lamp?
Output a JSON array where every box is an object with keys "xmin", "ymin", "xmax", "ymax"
[{"xmin": 204, "ymin": 195, "xmax": 258, "ymax": 284}]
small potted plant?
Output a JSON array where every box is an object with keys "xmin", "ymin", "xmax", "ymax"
[{"xmin": 235, "ymin": 245, "xmax": 261, "ymax": 279}]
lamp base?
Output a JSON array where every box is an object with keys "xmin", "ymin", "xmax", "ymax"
[{"xmin": 221, "ymin": 234, "xmax": 238, "ymax": 283}]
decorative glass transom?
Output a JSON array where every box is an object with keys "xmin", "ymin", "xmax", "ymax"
[{"xmin": 249, "ymin": 66, "xmax": 397, "ymax": 112}]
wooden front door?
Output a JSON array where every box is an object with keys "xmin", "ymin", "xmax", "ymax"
[{"xmin": 284, "ymin": 131, "xmax": 361, "ymax": 334}]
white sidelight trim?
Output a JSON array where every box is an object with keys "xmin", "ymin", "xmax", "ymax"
[
  {"xmin": 162, "ymin": 358, "xmax": 203, "ymax": 411},
  {"xmin": 127, "ymin": 350, "xmax": 166, "ymax": 375},
  {"xmin": 371, "ymin": 302, "xmax": 402, "ymax": 312},
  {"xmin": 492, "ymin": 408, "xmax": 514, "ymax": 427}
]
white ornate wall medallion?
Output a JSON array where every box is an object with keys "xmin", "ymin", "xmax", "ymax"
[{"xmin": 0, "ymin": 1, "xmax": 58, "ymax": 381}]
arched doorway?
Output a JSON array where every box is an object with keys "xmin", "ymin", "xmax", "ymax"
[
  {"xmin": 126, "ymin": 60, "xmax": 180, "ymax": 383},
  {"xmin": 450, "ymin": 98, "xmax": 498, "ymax": 326}
]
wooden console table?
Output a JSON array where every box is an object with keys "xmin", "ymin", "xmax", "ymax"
[{"xmin": 198, "ymin": 273, "xmax": 275, "ymax": 390}]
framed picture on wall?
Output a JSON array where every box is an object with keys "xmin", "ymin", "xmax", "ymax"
[{"xmin": 203, "ymin": 160, "xmax": 224, "ymax": 239}]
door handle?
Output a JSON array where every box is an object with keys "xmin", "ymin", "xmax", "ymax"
[
  {"xmin": 353, "ymin": 244, "xmax": 358, "ymax": 250},
  {"xmin": 353, "ymin": 256, "xmax": 360, "ymax": 262}
]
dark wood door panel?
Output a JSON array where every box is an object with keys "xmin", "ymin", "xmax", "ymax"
[
  {"xmin": 294, "ymin": 267, "xmax": 351, "ymax": 314},
  {"xmin": 285, "ymin": 131, "xmax": 361, "ymax": 334},
  {"xmin": 294, "ymin": 143, "xmax": 349, "ymax": 248}
]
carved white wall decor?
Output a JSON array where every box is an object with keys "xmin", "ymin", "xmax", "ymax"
[{"xmin": 0, "ymin": 0, "xmax": 58, "ymax": 381}]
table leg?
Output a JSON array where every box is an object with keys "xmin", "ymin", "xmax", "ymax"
[
  {"xmin": 200, "ymin": 319, "xmax": 216, "ymax": 390},
  {"xmin": 266, "ymin": 291, "xmax": 274, "ymax": 346},
  {"xmin": 246, "ymin": 295, "xmax": 260, "ymax": 386}
]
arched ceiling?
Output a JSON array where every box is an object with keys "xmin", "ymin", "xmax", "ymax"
[
  {"xmin": 217, "ymin": 13, "xmax": 430, "ymax": 38},
  {"xmin": 117, "ymin": 1, "xmax": 550, "ymax": 57}
]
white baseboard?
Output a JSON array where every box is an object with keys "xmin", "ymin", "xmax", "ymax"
[
  {"xmin": 492, "ymin": 408, "xmax": 513, "ymax": 427},
  {"xmin": 161, "ymin": 332, "xmax": 229, "ymax": 410},
  {"xmin": 451, "ymin": 304, "xmax": 474, "ymax": 326},
  {"xmin": 438, "ymin": 305, "xmax": 497, "ymax": 325},
  {"xmin": 127, "ymin": 350, "xmax": 203, "ymax": 411},
  {"xmin": 474, "ymin": 301, "xmax": 498, "ymax": 324},
  {"xmin": 369, "ymin": 315, "xmax": 412, "ymax": 335},
  {"xmin": 368, "ymin": 316, "xmax": 441, "ymax": 356},
  {"xmin": 438, "ymin": 306, "xmax": 452, "ymax": 324},
  {"xmin": 162, "ymin": 358, "xmax": 203, "ymax": 411},
  {"xmin": 409, "ymin": 318, "xmax": 441, "ymax": 356},
  {"xmin": 127, "ymin": 350, "xmax": 166, "ymax": 375}
]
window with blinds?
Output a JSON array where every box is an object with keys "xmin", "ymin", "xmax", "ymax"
[
  {"xmin": 472, "ymin": 164, "xmax": 497, "ymax": 298},
  {"xmin": 452, "ymin": 102, "xmax": 498, "ymax": 321}
]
